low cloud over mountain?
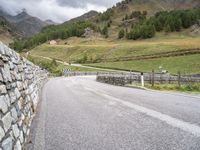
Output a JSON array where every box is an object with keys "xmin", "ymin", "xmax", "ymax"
[{"xmin": 0, "ymin": 0, "xmax": 121, "ymax": 23}]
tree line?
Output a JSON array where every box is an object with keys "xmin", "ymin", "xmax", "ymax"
[
  {"xmin": 120, "ymin": 8, "xmax": 200, "ymax": 40},
  {"xmin": 10, "ymin": 21, "xmax": 98, "ymax": 51},
  {"xmin": 122, "ymin": 11, "xmax": 147, "ymax": 21}
]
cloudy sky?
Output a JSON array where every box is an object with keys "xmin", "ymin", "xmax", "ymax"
[{"xmin": 0, "ymin": 0, "xmax": 121, "ymax": 23}]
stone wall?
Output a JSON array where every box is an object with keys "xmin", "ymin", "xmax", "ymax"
[
  {"xmin": 97, "ymin": 75, "xmax": 132, "ymax": 86},
  {"xmin": 0, "ymin": 42, "xmax": 48, "ymax": 150},
  {"xmin": 97, "ymin": 74, "xmax": 200, "ymax": 86}
]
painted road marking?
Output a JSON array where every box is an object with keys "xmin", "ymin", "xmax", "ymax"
[{"xmin": 85, "ymin": 87, "xmax": 200, "ymax": 137}]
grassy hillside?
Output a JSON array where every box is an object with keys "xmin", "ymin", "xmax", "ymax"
[
  {"xmin": 29, "ymin": 32, "xmax": 200, "ymax": 74},
  {"xmin": 93, "ymin": 0, "xmax": 200, "ymax": 38},
  {"xmin": 30, "ymin": 33, "xmax": 200, "ymax": 62},
  {"xmin": 16, "ymin": 0, "xmax": 200, "ymax": 74},
  {"xmin": 87, "ymin": 54, "xmax": 200, "ymax": 74},
  {"xmin": 0, "ymin": 16, "xmax": 19, "ymax": 45},
  {"xmin": 11, "ymin": 0, "xmax": 200, "ymax": 51},
  {"xmin": 27, "ymin": 55, "xmax": 113, "ymax": 76}
]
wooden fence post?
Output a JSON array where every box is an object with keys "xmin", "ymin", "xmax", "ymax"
[
  {"xmin": 152, "ymin": 69, "xmax": 155, "ymax": 87},
  {"xmin": 129, "ymin": 70, "xmax": 132, "ymax": 84},
  {"xmin": 178, "ymin": 71, "xmax": 181, "ymax": 88}
]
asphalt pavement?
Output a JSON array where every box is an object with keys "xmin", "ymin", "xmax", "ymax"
[{"xmin": 28, "ymin": 76, "xmax": 200, "ymax": 150}]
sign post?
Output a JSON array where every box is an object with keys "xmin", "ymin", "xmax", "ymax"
[{"xmin": 141, "ymin": 72, "xmax": 144, "ymax": 87}]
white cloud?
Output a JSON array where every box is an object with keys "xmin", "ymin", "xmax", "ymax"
[{"xmin": 0, "ymin": 0, "xmax": 121, "ymax": 23}]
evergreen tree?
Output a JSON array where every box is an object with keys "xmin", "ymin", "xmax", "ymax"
[
  {"xmin": 118, "ymin": 29, "xmax": 125, "ymax": 39},
  {"xmin": 101, "ymin": 26, "xmax": 109, "ymax": 38},
  {"xmin": 164, "ymin": 24, "xmax": 171, "ymax": 33}
]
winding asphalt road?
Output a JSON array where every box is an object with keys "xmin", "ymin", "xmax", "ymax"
[{"xmin": 28, "ymin": 76, "xmax": 200, "ymax": 150}]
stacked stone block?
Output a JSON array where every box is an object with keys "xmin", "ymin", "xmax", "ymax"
[{"xmin": 0, "ymin": 42, "xmax": 48, "ymax": 150}]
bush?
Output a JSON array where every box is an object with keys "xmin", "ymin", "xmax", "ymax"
[
  {"xmin": 118, "ymin": 29, "xmax": 125, "ymax": 39},
  {"xmin": 101, "ymin": 26, "xmax": 109, "ymax": 38},
  {"xmin": 127, "ymin": 24, "xmax": 155, "ymax": 40}
]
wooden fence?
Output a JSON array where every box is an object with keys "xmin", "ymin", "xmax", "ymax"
[{"xmin": 63, "ymin": 71, "xmax": 200, "ymax": 86}]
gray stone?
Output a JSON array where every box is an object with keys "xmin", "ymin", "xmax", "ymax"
[
  {"xmin": 14, "ymin": 140, "xmax": 21, "ymax": 150},
  {"xmin": 15, "ymin": 104, "xmax": 21, "ymax": 118},
  {"xmin": 10, "ymin": 71, "xmax": 17, "ymax": 80},
  {"xmin": 9, "ymin": 130, "xmax": 15, "ymax": 141},
  {"xmin": 2, "ymin": 56, "xmax": 9, "ymax": 62},
  {"xmin": 0, "ymin": 125, "xmax": 5, "ymax": 142},
  {"xmin": 4, "ymin": 47, "xmax": 12, "ymax": 57},
  {"xmin": 2, "ymin": 112, "xmax": 12, "ymax": 132},
  {"xmin": 0, "ymin": 42, "xmax": 5, "ymax": 55},
  {"xmin": 11, "ymin": 107, "xmax": 18, "ymax": 123},
  {"xmin": 0, "ymin": 42, "xmax": 48, "ymax": 148},
  {"xmin": 2, "ymin": 137, "xmax": 13, "ymax": 150},
  {"xmin": 11, "ymin": 57, "xmax": 19, "ymax": 65},
  {"xmin": 18, "ymin": 120, "xmax": 23, "ymax": 127},
  {"xmin": 18, "ymin": 65, "xmax": 24, "ymax": 72},
  {"xmin": 16, "ymin": 81, "xmax": 23, "ymax": 91},
  {"xmin": 14, "ymin": 88, "xmax": 21, "ymax": 99},
  {"xmin": 1, "ymin": 64, "xmax": 12, "ymax": 82},
  {"xmin": 0, "ymin": 71, "xmax": 3, "ymax": 82},
  {"xmin": 19, "ymin": 131, "xmax": 24, "ymax": 144},
  {"xmin": 4, "ymin": 94, "xmax": 11, "ymax": 106},
  {"xmin": 22, "ymin": 125, "xmax": 27, "ymax": 135},
  {"xmin": 12, "ymin": 124, "xmax": 20, "ymax": 139},
  {"xmin": 6, "ymin": 82, "xmax": 12, "ymax": 90},
  {"xmin": 11, "ymin": 82, "xmax": 17, "ymax": 88},
  {"xmin": 0, "ymin": 84, "xmax": 7, "ymax": 94},
  {"xmin": 8, "ymin": 61, "xmax": 15, "ymax": 70},
  {"xmin": 17, "ymin": 101, "xmax": 22, "ymax": 110},
  {"xmin": 8, "ymin": 91, "xmax": 17, "ymax": 104},
  {"xmin": 0, "ymin": 96, "xmax": 8, "ymax": 113}
]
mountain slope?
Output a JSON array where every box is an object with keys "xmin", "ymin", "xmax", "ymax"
[
  {"xmin": 0, "ymin": 9, "xmax": 56, "ymax": 37},
  {"xmin": 15, "ymin": 16, "xmax": 50, "ymax": 37},
  {"xmin": 0, "ymin": 16, "xmax": 20, "ymax": 45},
  {"xmin": 65, "ymin": 10, "xmax": 98, "ymax": 24},
  {"xmin": 92, "ymin": 0, "xmax": 200, "ymax": 38}
]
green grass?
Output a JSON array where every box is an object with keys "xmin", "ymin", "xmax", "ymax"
[
  {"xmin": 29, "ymin": 35, "xmax": 200, "ymax": 63},
  {"xmin": 27, "ymin": 55, "xmax": 110, "ymax": 76},
  {"xmin": 87, "ymin": 54, "xmax": 200, "ymax": 74},
  {"xmin": 144, "ymin": 83, "xmax": 200, "ymax": 93},
  {"xmin": 28, "ymin": 34, "xmax": 200, "ymax": 74},
  {"xmin": 0, "ymin": 33, "xmax": 13, "ymax": 46},
  {"xmin": 130, "ymin": 81, "xmax": 200, "ymax": 93}
]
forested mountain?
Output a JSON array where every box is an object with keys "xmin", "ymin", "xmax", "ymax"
[{"xmin": 9, "ymin": 0, "xmax": 200, "ymax": 51}]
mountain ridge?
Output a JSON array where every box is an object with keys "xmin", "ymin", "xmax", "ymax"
[
  {"xmin": 64, "ymin": 10, "xmax": 99, "ymax": 24},
  {"xmin": 0, "ymin": 9, "xmax": 56, "ymax": 37}
]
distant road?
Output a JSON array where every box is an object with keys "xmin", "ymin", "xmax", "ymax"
[
  {"xmin": 29, "ymin": 76, "xmax": 200, "ymax": 150},
  {"xmin": 29, "ymin": 54, "xmax": 119, "ymax": 72}
]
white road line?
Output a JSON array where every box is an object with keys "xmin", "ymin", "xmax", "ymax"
[{"xmin": 85, "ymin": 87, "xmax": 200, "ymax": 137}]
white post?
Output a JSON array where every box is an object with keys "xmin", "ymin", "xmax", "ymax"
[{"xmin": 141, "ymin": 72, "xmax": 144, "ymax": 87}]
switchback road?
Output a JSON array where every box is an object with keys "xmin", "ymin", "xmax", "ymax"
[{"xmin": 29, "ymin": 76, "xmax": 200, "ymax": 150}]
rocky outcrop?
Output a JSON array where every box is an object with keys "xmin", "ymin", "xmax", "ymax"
[{"xmin": 0, "ymin": 42, "xmax": 48, "ymax": 149}]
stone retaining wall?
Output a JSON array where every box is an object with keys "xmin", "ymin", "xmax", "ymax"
[
  {"xmin": 0, "ymin": 42, "xmax": 48, "ymax": 150},
  {"xmin": 97, "ymin": 75, "xmax": 132, "ymax": 86},
  {"xmin": 97, "ymin": 74, "xmax": 200, "ymax": 86}
]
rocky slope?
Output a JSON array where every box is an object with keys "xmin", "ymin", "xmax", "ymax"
[
  {"xmin": 65, "ymin": 10, "xmax": 98, "ymax": 24},
  {"xmin": 0, "ymin": 9, "xmax": 56, "ymax": 37}
]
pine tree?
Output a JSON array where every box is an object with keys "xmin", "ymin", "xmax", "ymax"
[
  {"xmin": 164, "ymin": 24, "xmax": 171, "ymax": 33},
  {"xmin": 118, "ymin": 29, "xmax": 125, "ymax": 39}
]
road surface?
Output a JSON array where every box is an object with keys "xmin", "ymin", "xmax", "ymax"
[{"xmin": 29, "ymin": 76, "xmax": 200, "ymax": 150}]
